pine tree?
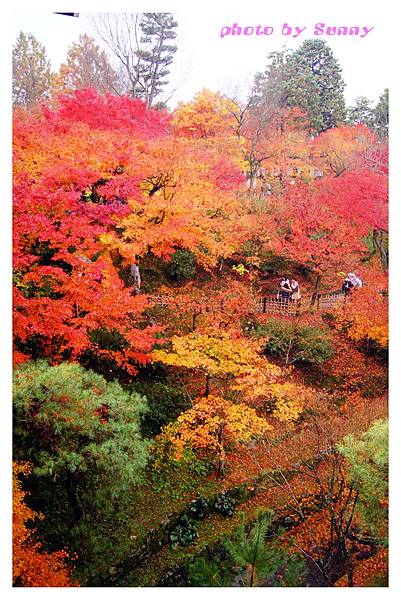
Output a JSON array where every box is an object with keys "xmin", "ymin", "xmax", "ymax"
[
  {"xmin": 91, "ymin": 12, "xmax": 178, "ymax": 106},
  {"xmin": 13, "ymin": 31, "xmax": 54, "ymax": 108},
  {"xmin": 373, "ymin": 89, "xmax": 389, "ymax": 138},
  {"xmin": 188, "ymin": 511, "xmax": 305, "ymax": 586},
  {"xmin": 338, "ymin": 419, "xmax": 388, "ymax": 542},
  {"xmin": 347, "ymin": 96, "xmax": 374, "ymax": 127},
  {"xmin": 251, "ymin": 40, "xmax": 346, "ymax": 134},
  {"xmin": 13, "ymin": 361, "xmax": 149, "ymax": 524},
  {"xmin": 284, "ymin": 39, "xmax": 346, "ymax": 133},
  {"xmin": 136, "ymin": 13, "xmax": 178, "ymax": 107}
]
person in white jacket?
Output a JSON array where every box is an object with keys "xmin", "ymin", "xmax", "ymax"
[{"xmin": 290, "ymin": 278, "xmax": 301, "ymax": 301}]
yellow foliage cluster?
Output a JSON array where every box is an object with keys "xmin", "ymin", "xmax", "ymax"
[
  {"xmin": 152, "ymin": 332, "xmax": 275, "ymax": 379},
  {"xmin": 267, "ymin": 382, "xmax": 308, "ymax": 422},
  {"xmin": 348, "ymin": 319, "xmax": 388, "ymax": 348},
  {"xmin": 158, "ymin": 395, "xmax": 272, "ymax": 462}
]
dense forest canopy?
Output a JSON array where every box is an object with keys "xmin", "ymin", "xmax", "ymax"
[{"xmin": 12, "ymin": 19, "xmax": 388, "ymax": 588}]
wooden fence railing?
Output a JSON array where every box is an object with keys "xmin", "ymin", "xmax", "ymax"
[
  {"xmin": 147, "ymin": 289, "xmax": 386, "ymax": 317},
  {"xmin": 259, "ymin": 294, "xmax": 302, "ymax": 316},
  {"xmin": 259, "ymin": 290, "xmax": 347, "ymax": 315}
]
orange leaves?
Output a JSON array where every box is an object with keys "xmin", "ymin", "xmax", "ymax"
[
  {"xmin": 335, "ymin": 547, "xmax": 388, "ymax": 587},
  {"xmin": 13, "ymin": 462, "xmax": 78, "ymax": 587},
  {"xmin": 172, "ymin": 88, "xmax": 239, "ymax": 140},
  {"xmin": 334, "ymin": 285, "xmax": 388, "ymax": 349},
  {"xmin": 312, "ymin": 125, "xmax": 376, "ymax": 177},
  {"xmin": 98, "ymin": 135, "xmax": 246, "ymax": 270}
]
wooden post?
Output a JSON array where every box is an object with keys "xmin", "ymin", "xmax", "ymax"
[
  {"xmin": 311, "ymin": 275, "xmax": 321, "ymax": 306},
  {"xmin": 205, "ymin": 373, "xmax": 211, "ymax": 397}
]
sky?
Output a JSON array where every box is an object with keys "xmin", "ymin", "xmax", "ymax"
[{"xmin": 11, "ymin": 3, "xmax": 392, "ymax": 109}]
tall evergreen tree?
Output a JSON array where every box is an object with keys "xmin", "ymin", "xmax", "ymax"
[
  {"xmin": 284, "ymin": 39, "xmax": 346, "ymax": 133},
  {"xmin": 373, "ymin": 88, "xmax": 389, "ymax": 138},
  {"xmin": 136, "ymin": 13, "xmax": 178, "ymax": 107},
  {"xmin": 346, "ymin": 96, "xmax": 374, "ymax": 127},
  {"xmin": 92, "ymin": 12, "xmax": 178, "ymax": 107},
  {"xmin": 55, "ymin": 34, "xmax": 119, "ymax": 95},
  {"xmin": 251, "ymin": 40, "xmax": 346, "ymax": 134},
  {"xmin": 13, "ymin": 31, "xmax": 54, "ymax": 108}
]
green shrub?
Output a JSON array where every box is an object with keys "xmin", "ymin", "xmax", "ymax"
[
  {"xmin": 165, "ymin": 248, "xmax": 196, "ymax": 282},
  {"xmin": 187, "ymin": 511, "xmax": 306, "ymax": 586},
  {"xmin": 188, "ymin": 495, "xmax": 209, "ymax": 519},
  {"xmin": 214, "ymin": 492, "xmax": 235, "ymax": 517},
  {"xmin": 133, "ymin": 381, "xmax": 191, "ymax": 437},
  {"xmin": 254, "ymin": 320, "xmax": 333, "ymax": 366},
  {"xmin": 13, "ymin": 361, "xmax": 150, "ymax": 584},
  {"xmin": 169, "ymin": 515, "xmax": 198, "ymax": 548}
]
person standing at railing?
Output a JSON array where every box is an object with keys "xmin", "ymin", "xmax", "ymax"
[
  {"xmin": 278, "ymin": 277, "xmax": 292, "ymax": 304},
  {"xmin": 341, "ymin": 272, "xmax": 362, "ymax": 296},
  {"xmin": 290, "ymin": 278, "xmax": 301, "ymax": 302}
]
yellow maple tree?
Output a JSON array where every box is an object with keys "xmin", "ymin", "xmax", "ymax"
[{"xmin": 158, "ymin": 395, "xmax": 272, "ymax": 473}]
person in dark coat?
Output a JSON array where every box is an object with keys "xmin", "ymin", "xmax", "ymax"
[{"xmin": 278, "ymin": 276, "xmax": 292, "ymax": 303}]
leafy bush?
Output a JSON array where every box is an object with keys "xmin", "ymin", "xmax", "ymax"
[
  {"xmin": 188, "ymin": 495, "xmax": 209, "ymax": 519},
  {"xmin": 254, "ymin": 320, "xmax": 333, "ymax": 366},
  {"xmin": 214, "ymin": 492, "xmax": 235, "ymax": 517},
  {"xmin": 187, "ymin": 511, "xmax": 306, "ymax": 586},
  {"xmin": 133, "ymin": 381, "xmax": 191, "ymax": 437},
  {"xmin": 13, "ymin": 361, "xmax": 149, "ymax": 484},
  {"xmin": 169, "ymin": 515, "xmax": 198, "ymax": 548},
  {"xmin": 165, "ymin": 248, "xmax": 196, "ymax": 281}
]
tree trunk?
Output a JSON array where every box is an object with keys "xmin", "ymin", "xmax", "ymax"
[
  {"xmin": 205, "ymin": 373, "xmax": 211, "ymax": 397},
  {"xmin": 66, "ymin": 471, "xmax": 83, "ymax": 525},
  {"xmin": 310, "ymin": 274, "xmax": 321, "ymax": 306},
  {"xmin": 216, "ymin": 422, "xmax": 225, "ymax": 476}
]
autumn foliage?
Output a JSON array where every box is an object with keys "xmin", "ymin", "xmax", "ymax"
[
  {"xmin": 13, "ymin": 462, "xmax": 77, "ymax": 587},
  {"xmin": 13, "ymin": 83, "xmax": 388, "ymax": 588}
]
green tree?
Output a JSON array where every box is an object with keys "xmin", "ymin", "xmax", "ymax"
[
  {"xmin": 252, "ymin": 40, "xmax": 346, "ymax": 134},
  {"xmin": 188, "ymin": 511, "xmax": 305, "ymax": 586},
  {"xmin": 92, "ymin": 12, "xmax": 178, "ymax": 106},
  {"xmin": 137, "ymin": 12, "xmax": 178, "ymax": 107},
  {"xmin": 250, "ymin": 50, "xmax": 290, "ymax": 111},
  {"xmin": 253, "ymin": 320, "xmax": 333, "ymax": 367},
  {"xmin": 373, "ymin": 88, "xmax": 389, "ymax": 138},
  {"xmin": 347, "ymin": 96, "xmax": 374, "ymax": 127},
  {"xmin": 13, "ymin": 361, "xmax": 149, "ymax": 523},
  {"xmin": 338, "ymin": 419, "xmax": 388, "ymax": 542},
  {"xmin": 56, "ymin": 34, "xmax": 119, "ymax": 95},
  {"xmin": 285, "ymin": 40, "xmax": 346, "ymax": 132},
  {"xmin": 13, "ymin": 31, "xmax": 54, "ymax": 108}
]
